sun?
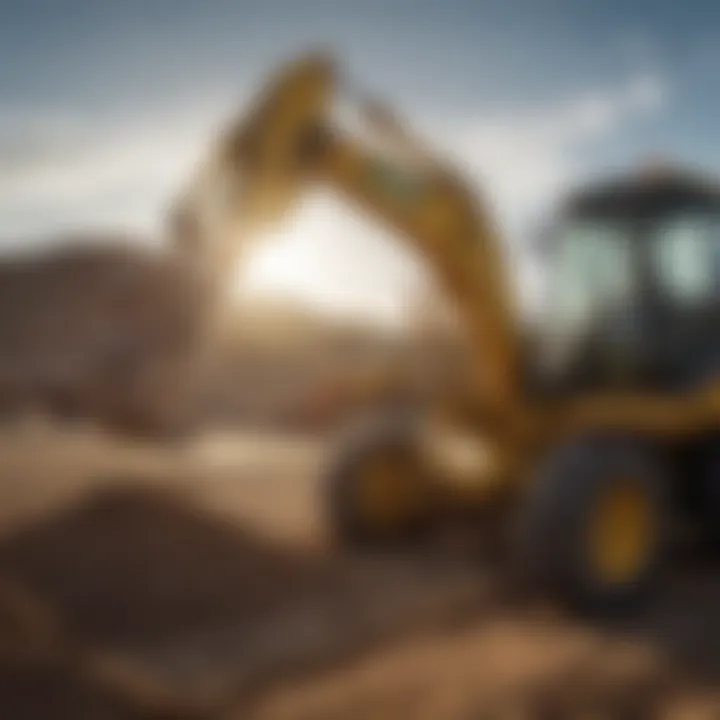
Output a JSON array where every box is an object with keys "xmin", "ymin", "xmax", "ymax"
[{"xmin": 231, "ymin": 193, "xmax": 427, "ymax": 326}]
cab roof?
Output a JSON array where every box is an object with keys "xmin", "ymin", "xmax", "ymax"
[{"xmin": 565, "ymin": 163, "xmax": 720, "ymax": 219}]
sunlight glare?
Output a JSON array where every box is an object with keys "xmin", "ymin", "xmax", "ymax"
[{"xmin": 231, "ymin": 193, "xmax": 429, "ymax": 327}]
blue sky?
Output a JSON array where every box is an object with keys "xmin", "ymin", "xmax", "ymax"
[{"xmin": 0, "ymin": 0, "xmax": 718, "ymax": 321}]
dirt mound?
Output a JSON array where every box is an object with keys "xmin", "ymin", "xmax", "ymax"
[
  {"xmin": 0, "ymin": 485, "xmax": 350, "ymax": 718},
  {"xmin": 0, "ymin": 239, "xmax": 205, "ymax": 439},
  {"xmin": 4, "ymin": 480, "xmax": 720, "ymax": 718},
  {"xmin": 0, "ymin": 485, "xmax": 339, "ymax": 651},
  {"xmin": 0, "ymin": 483, "xmax": 491, "ymax": 717},
  {"xmin": 0, "ymin": 658, "xmax": 142, "ymax": 720}
]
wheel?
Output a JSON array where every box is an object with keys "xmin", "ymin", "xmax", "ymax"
[
  {"xmin": 688, "ymin": 439, "xmax": 720, "ymax": 549},
  {"xmin": 518, "ymin": 437, "xmax": 671, "ymax": 617},
  {"xmin": 324, "ymin": 415, "xmax": 436, "ymax": 547}
]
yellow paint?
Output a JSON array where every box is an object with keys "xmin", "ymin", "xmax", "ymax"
[
  {"xmin": 353, "ymin": 450, "xmax": 428, "ymax": 529},
  {"xmin": 587, "ymin": 478, "xmax": 655, "ymax": 586}
]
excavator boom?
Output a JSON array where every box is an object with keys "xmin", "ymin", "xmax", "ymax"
[
  {"xmin": 319, "ymin": 133, "xmax": 519, "ymax": 420},
  {"xmin": 223, "ymin": 53, "xmax": 521, "ymax": 424}
]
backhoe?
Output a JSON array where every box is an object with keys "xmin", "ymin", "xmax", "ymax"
[{"xmin": 219, "ymin": 53, "xmax": 720, "ymax": 614}]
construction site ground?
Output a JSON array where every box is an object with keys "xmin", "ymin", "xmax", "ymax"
[{"xmin": 1, "ymin": 423, "xmax": 720, "ymax": 719}]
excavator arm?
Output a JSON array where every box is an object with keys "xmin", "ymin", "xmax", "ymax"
[
  {"xmin": 208, "ymin": 51, "xmax": 720, "ymax": 450},
  {"xmin": 224, "ymin": 53, "xmax": 521, "ymax": 426},
  {"xmin": 319, "ymin": 131, "xmax": 519, "ymax": 418}
]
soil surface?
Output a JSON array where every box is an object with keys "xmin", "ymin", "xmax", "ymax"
[{"xmin": 0, "ymin": 425, "xmax": 719, "ymax": 719}]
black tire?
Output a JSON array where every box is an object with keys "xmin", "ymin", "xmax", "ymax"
[
  {"xmin": 693, "ymin": 441, "xmax": 720, "ymax": 548},
  {"xmin": 517, "ymin": 436, "xmax": 671, "ymax": 617},
  {"xmin": 324, "ymin": 414, "xmax": 435, "ymax": 548}
]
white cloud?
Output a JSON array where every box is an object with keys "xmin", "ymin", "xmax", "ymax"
[
  {"xmin": 434, "ymin": 72, "xmax": 669, "ymax": 231},
  {"xmin": 0, "ymin": 94, "xmax": 241, "ymax": 245}
]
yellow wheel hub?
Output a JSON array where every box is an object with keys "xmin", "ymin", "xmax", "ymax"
[
  {"xmin": 588, "ymin": 478, "xmax": 655, "ymax": 586},
  {"xmin": 354, "ymin": 449, "xmax": 428, "ymax": 530}
]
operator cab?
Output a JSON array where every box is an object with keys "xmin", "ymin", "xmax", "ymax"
[{"xmin": 534, "ymin": 164, "xmax": 720, "ymax": 394}]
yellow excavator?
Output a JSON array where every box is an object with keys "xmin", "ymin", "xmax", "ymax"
[{"xmin": 226, "ymin": 53, "xmax": 720, "ymax": 614}]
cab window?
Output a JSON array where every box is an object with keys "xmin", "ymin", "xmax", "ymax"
[
  {"xmin": 654, "ymin": 214, "xmax": 718, "ymax": 304},
  {"xmin": 548, "ymin": 219, "xmax": 635, "ymax": 335}
]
